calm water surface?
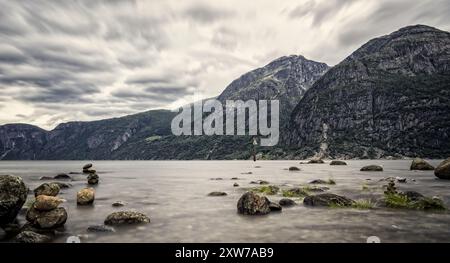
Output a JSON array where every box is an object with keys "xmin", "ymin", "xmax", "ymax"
[{"xmin": 1, "ymin": 160, "xmax": 449, "ymax": 243}]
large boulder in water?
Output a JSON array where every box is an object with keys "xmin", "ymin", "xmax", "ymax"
[
  {"xmin": 34, "ymin": 183, "xmax": 60, "ymax": 197},
  {"xmin": 104, "ymin": 211, "xmax": 150, "ymax": 225},
  {"xmin": 0, "ymin": 175, "xmax": 28, "ymax": 225},
  {"xmin": 237, "ymin": 192, "xmax": 271, "ymax": 215},
  {"xmin": 435, "ymin": 158, "xmax": 450, "ymax": 180},
  {"xmin": 410, "ymin": 158, "xmax": 435, "ymax": 170},
  {"xmin": 26, "ymin": 207, "xmax": 67, "ymax": 229},
  {"xmin": 303, "ymin": 193, "xmax": 354, "ymax": 207}
]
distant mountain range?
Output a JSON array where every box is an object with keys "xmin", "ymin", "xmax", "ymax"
[{"xmin": 1, "ymin": 25, "xmax": 449, "ymax": 160}]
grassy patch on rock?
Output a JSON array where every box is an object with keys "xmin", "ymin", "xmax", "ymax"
[
  {"xmin": 384, "ymin": 193, "xmax": 446, "ymax": 211},
  {"xmin": 251, "ymin": 185, "xmax": 280, "ymax": 195}
]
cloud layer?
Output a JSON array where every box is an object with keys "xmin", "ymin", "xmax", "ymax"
[{"xmin": 0, "ymin": 0, "xmax": 449, "ymax": 129}]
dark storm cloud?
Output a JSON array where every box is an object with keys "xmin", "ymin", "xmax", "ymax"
[{"xmin": 15, "ymin": 83, "xmax": 98, "ymax": 104}]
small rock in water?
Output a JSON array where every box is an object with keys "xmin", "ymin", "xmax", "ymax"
[
  {"xmin": 69, "ymin": 172, "xmax": 82, "ymax": 175},
  {"xmin": 233, "ymin": 183, "xmax": 239, "ymax": 187},
  {"xmin": 208, "ymin": 192, "xmax": 227, "ymax": 197},
  {"xmin": 288, "ymin": 167, "xmax": 301, "ymax": 171},
  {"xmin": 254, "ymin": 166, "xmax": 261, "ymax": 168},
  {"xmin": 303, "ymin": 193, "xmax": 354, "ymax": 207},
  {"xmin": 83, "ymin": 163, "xmax": 93, "ymax": 170},
  {"xmin": 309, "ymin": 179, "xmax": 327, "ymax": 185},
  {"xmin": 34, "ymin": 183, "xmax": 60, "ymax": 197},
  {"xmin": 104, "ymin": 211, "xmax": 150, "ymax": 225},
  {"xmin": 237, "ymin": 192, "xmax": 271, "ymax": 215},
  {"xmin": 112, "ymin": 201, "xmax": 126, "ymax": 207},
  {"xmin": 210, "ymin": 178, "xmax": 223, "ymax": 181},
  {"xmin": 330, "ymin": 160, "xmax": 347, "ymax": 166},
  {"xmin": 410, "ymin": 158, "xmax": 435, "ymax": 171},
  {"xmin": 279, "ymin": 199, "xmax": 296, "ymax": 207},
  {"xmin": 87, "ymin": 173, "xmax": 99, "ymax": 185},
  {"xmin": 33, "ymin": 195, "xmax": 65, "ymax": 211},
  {"xmin": 360, "ymin": 165, "xmax": 383, "ymax": 172},
  {"xmin": 14, "ymin": 231, "xmax": 50, "ymax": 243},
  {"xmin": 435, "ymin": 158, "xmax": 450, "ymax": 180},
  {"xmin": 396, "ymin": 177, "xmax": 407, "ymax": 183},
  {"xmin": 26, "ymin": 207, "xmax": 68, "ymax": 229},
  {"xmin": 0, "ymin": 175, "xmax": 28, "ymax": 225},
  {"xmin": 54, "ymin": 173, "xmax": 71, "ymax": 180},
  {"xmin": 77, "ymin": 188, "xmax": 95, "ymax": 205},
  {"xmin": 269, "ymin": 202, "xmax": 282, "ymax": 212},
  {"xmin": 231, "ymin": 177, "xmax": 239, "ymax": 180},
  {"xmin": 87, "ymin": 225, "xmax": 115, "ymax": 233},
  {"xmin": 83, "ymin": 169, "xmax": 96, "ymax": 174},
  {"xmin": 241, "ymin": 172, "xmax": 253, "ymax": 175}
]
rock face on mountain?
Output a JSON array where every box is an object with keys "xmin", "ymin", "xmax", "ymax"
[
  {"xmin": 0, "ymin": 124, "xmax": 47, "ymax": 160},
  {"xmin": 218, "ymin": 55, "xmax": 329, "ymax": 121},
  {"xmin": 286, "ymin": 25, "xmax": 450, "ymax": 159}
]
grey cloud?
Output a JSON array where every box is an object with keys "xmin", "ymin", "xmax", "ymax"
[
  {"xmin": 289, "ymin": 0, "xmax": 359, "ymax": 27},
  {"xmin": 183, "ymin": 4, "xmax": 234, "ymax": 23},
  {"xmin": 15, "ymin": 83, "xmax": 98, "ymax": 104}
]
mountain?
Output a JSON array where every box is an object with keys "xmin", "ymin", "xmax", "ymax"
[
  {"xmin": 286, "ymin": 25, "xmax": 450, "ymax": 159},
  {"xmin": 0, "ymin": 55, "xmax": 328, "ymax": 160},
  {"xmin": 118, "ymin": 55, "xmax": 329, "ymax": 160},
  {"xmin": 0, "ymin": 110, "xmax": 176, "ymax": 160}
]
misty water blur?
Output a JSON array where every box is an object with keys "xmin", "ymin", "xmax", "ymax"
[{"xmin": 1, "ymin": 160, "xmax": 449, "ymax": 243}]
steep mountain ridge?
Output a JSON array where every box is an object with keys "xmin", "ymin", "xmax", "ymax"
[{"xmin": 286, "ymin": 25, "xmax": 450, "ymax": 159}]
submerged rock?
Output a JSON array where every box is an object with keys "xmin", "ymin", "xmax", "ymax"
[
  {"xmin": 279, "ymin": 199, "xmax": 296, "ymax": 207},
  {"xmin": 288, "ymin": 167, "xmax": 301, "ymax": 171},
  {"xmin": 87, "ymin": 225, "xmax": 115, "ymax": 233},
  {"xmin": 87, "ymin": 173, "xmax": 99, "ymax": 185},
  {"xmin": 112, "ymin": 201, "xmax": 126, "ymax": 207},
  {"xmin": 396, "ymin": 177, "xmax": 407, "ymax": 183},
  {"xmin": 410, "ymin": 158, "xmax": 435, "ymax": 171},
  {"xmin": 330, "ymin": 160, "xmax": 347, "ymax": 166},
  {"xmin": 208, "ymin": 192, "xmax": 227, "ymax": 197},
  {"xmin": 308, "ymin": 159, "xmax": 325, "ymax": 164},
  {"xmin": 54, "ymin": 173, "xmax": 71, "ymax": 180},
  {"xmin": 52, "ymin": 182, "xmax": 72, "ymax": 189},
  {"xmin": 77, "ymin": 188, "xmax": 95, "ymax": 205},
  {"xmin": 33, "ymin": 195, "xmax": 64, "ymax": 211},
  {"xmin": 237, "ymin": 192, "xmax": 271, "ymax": 215},
  {"xmin": 14, "ymin": 231, "xmax": 50, "ymax": 243},
  {"xmin": 303, "ymin": 194, "xmax": 354, "ymax": 207},
  {"xmin": 435, "ymin": 158, "xmax": 450, "ymax": 180},
  {"xmin": 360, "ymin": 165, "xmax": 383, "ymax": 172},
  {"xmin": 269, "ymin": 202, "xmax": 282, "ymax": 212},
  {"xmin": 0, "ymin": 175, "xmax": 28, "ymax": 225},
  {"xmin": 26, "ymin": 207, "xmax": 67, "ymax": 229},
  {"xmin": 233, "ymin": 183, "xmax": 239, "ymax": 187},
  {"xmin": 403, "ymin": 191, "xmax": 425, "ymax": 201},
  {"xmin": 39, "ymin": 176, "xmax": 53, "ymax": 180},
  {"xmin": 34, "ymin": 183, "xmax": 60, "ymax": 197},
  {"xmin": 249, "ymin": 180, "xmax": 270, "ymax": 185},
  {"xmin": 104, "ymin": 211, "xmax": 150, "ymax": 225}
]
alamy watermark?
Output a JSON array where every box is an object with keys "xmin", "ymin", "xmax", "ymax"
[{"xmin": 171, "ymin": 99, "xmax": 279, "ymax": 146}]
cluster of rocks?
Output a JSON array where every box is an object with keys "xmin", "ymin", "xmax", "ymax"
[
  {"xmin": 83, "ymin": 163, "xmax": 99, "ymax": 185},
  {"xmin": 23, "ymin": 183, "xmax": 67, "ymax": 241}
]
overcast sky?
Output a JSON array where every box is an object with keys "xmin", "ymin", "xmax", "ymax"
[{"xmin": 0, "ymin": 0, "xmax": 449, "ymax": 129}]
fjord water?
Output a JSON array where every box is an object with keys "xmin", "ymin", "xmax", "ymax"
[{"xmin": 1, "ymin": 160, "xmax": 449, "ymax": 243}]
